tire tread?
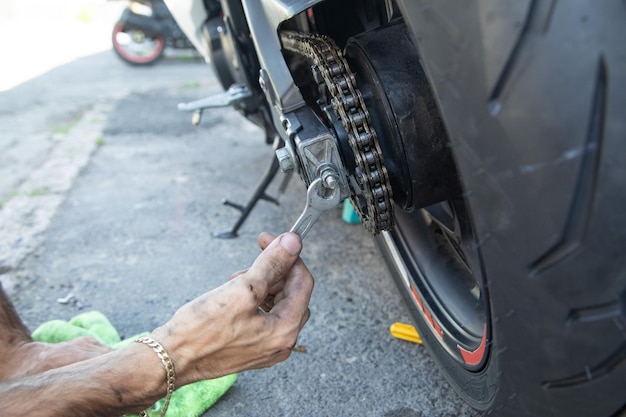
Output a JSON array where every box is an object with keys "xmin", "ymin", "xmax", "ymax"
[{"xmin": 528, "ymin": 56, "xmax": 607, "ymax": 276}]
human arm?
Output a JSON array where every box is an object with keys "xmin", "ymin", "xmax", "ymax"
[
  {"xmin": 0, "ymin": 232, "xmax": 313, "ymax": 416},
  {"xmin": 0, "ymin": 281, "xmax": 113, "ymax": 381},
  {"xmin": 0, "ymin": 342, "xmax": 168, "ymax": 416}
]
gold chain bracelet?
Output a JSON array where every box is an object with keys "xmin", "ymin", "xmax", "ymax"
[{"xmin": 136, "ymin": 336, "xmax": 176, "ymax": 417}]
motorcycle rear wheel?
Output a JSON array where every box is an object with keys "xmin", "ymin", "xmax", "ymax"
[
  {"xmin": 112, "ymin": 22, "xmax": 165, "ymax": 65},
  {"xmin": 375, "ymin": 2, "xmax": 626, "ymax": 416}
]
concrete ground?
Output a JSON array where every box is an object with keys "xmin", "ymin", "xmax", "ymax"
[{"xmin": 0, "ymin": 1, "xmax": 477, "ymax": 416}]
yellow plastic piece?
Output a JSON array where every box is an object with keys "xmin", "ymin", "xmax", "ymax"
[{"xmin": 390, "ymin": 322, "xmax": 423, "ymax": 344}]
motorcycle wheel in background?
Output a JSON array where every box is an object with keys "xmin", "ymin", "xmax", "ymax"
[{"xmin": 112, "ymin": 21, "xmax": 165, "ymax": 65}]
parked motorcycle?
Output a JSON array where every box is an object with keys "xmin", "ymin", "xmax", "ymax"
[
  {"xmin": 166, "ymin": 1, "xmax": 626, "ymax": 416},
  {"xmin": 112, "ymin": 0, "xmax": 195, "ymax": 65}
]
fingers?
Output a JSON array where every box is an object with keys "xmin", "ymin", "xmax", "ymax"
[
  {"xmin": 257, "ymin": 294, "xmax": 275, "ymax": 313},
  {"xmin": 241, "ymin": 233, "xmax": 302, "ymax": 300},
  {"xmin": 268, "ymin": 259, "xmax": 314, "ymax": 326},
  {"xmin": 300, "ymin": 307, "xmax": 311, "ymax": 328},
  {"xmin": 257, "ymin": 232, "xmax": 276, "ymax": 250},
  {"xmin": 229, "ymin": 269, "xmax": 248, "ymax": 281},
  {"xmin": 254, "ymin": 232, "xmax": 312, "ymax": 324},
  {"xmin": 229, "ymin": 233, "xmax": 277, "ymax": 282},
  {"xmin": 229, "ymin": 233, "xmax": 283, "ymax": 282}
]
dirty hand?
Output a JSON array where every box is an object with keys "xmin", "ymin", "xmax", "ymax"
[{"xmin": 151, "ymin": 232, "xmax": 314, "ymax": 386}]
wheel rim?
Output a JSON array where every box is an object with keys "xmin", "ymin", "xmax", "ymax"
[
  {"xmin": 112, "ymin": 23, "xmax": 165, "ymax": 64},
  {"xmin": 383, "ymin": 198, "xmax": 489, "ymax": 371}
]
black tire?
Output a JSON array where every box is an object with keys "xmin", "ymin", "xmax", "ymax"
[
  {"xmin": 377, "ymin": 2, "xmax": 626, "ymax": 416},
  {"xmin": 112, "ymin": 22, "xmax": 165, "ymax": 65}
]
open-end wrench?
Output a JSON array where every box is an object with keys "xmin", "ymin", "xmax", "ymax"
[{"xmin": 290, "ymin": 178, "xmax": 341, "ymax": 239}]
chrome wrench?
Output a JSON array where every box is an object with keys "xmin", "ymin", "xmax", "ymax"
[{"xmin": 290, "ymin": 178, "xmax": 341, "ymax": 239}]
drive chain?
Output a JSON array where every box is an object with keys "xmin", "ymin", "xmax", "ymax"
[{"xmin": 281, "ymin": 31, "xmax": 394, "ymax": 234}]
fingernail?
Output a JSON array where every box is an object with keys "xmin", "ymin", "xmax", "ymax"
[{"xmin": 280, "ymin": 233, "xmax": 302, "ymax": 256}]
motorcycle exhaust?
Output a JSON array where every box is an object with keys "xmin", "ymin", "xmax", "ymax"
[{"xmin": 118, "ymin": 9, "xmax": 164, "ymax": 38}]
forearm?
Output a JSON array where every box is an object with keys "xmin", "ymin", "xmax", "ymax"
[
  {"xmin": 0, "ymin": 343, "xmax": 165, "ymax": 417},
  {"xmin": 0, "ymin": 282, "xmax": 31, "ymax": 340},
  {"xmin": 0, "ymin": 283, "xmax": 33, "ymax": 378}
]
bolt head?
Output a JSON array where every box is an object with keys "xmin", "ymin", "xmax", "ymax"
[
  {"xmin": 258, "ymin": 69, "xmax": 268, "ymax": 93},
  {"xmin": 275, "ymin": 147, "xmax": 294, "ymax": 172}
]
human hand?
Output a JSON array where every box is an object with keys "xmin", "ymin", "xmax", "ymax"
[{"xmin": 151, "ymin": 232, "xmax": 314, "ymax": 386}]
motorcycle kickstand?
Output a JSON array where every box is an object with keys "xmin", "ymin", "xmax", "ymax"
[{"xmin": 213, "ymin": 152, "xmax": 292, "ymax": 239}]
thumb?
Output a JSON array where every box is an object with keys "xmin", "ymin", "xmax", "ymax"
[{"xmin": 242, "ymin": 233, "xmax": 302, "ymax": 296}]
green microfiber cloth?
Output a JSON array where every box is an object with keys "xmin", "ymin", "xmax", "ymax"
[{"xmin": 32, "ymin": 311, "xmax": 237, "ymax": 417}]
